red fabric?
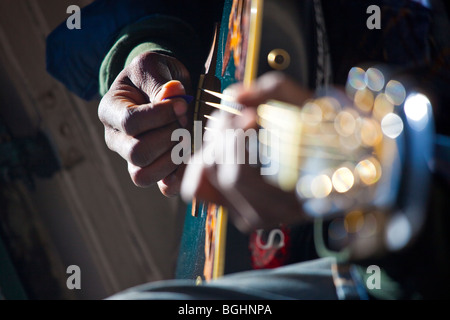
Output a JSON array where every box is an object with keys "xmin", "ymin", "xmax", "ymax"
[{"xmin": 248, "ymin": 226, "xmax": 291, "ymax": 269}]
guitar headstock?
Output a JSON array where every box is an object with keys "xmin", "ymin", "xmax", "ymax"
[{"xmin": 257, "ymin": 65, "xmax": 435, "ymax": 260}]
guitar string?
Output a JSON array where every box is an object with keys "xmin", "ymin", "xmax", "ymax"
[{"xmin": 199, "ymin": 90, "xmax": 372, "ymax": 163}]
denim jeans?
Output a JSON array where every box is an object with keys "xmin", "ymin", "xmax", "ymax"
[{"xmin": 107, "ymin": 257, "xmax": 367, "ymax": 300}]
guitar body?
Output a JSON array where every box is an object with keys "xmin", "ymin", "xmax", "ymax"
[{"xmin": 175, "ymin": 0, "xmax": 318, "ymax": 281}]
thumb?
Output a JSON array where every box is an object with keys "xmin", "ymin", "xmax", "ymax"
[{"xmin": 154, "ymin": 80, "xmax": 187, "ymax": 102}]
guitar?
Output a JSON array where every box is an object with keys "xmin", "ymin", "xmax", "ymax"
[
  {"xmin": 176, "ymin": 0, "xmax": 319, "ymax": 282},
  {"xmin": 176, "ymin": 0, "xmax": 267, "ymax": 282},
  {"xmin": 175, "ymin": 0, "xmax": 435, "ymax": 281}
]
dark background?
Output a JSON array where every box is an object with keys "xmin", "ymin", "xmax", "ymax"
[{"xmin": 0, "ymin": 0, "xmax": 184, "ymax": 300}]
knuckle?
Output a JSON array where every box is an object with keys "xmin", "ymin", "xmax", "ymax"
[
  {"xmin": 128, "ymin": 165, "xmax": 152, "ymax": 188},
  {"xmin": 159, "ymin": 184, "xmax": 177, "ymax": 197},
  {"xmin": 120, "ymin": 108, "xmax": 137, "ymax": 135},
  {"xmin": 97, "ymin": 96, "xmax": 109, "ymax": 124},
  {"xmin": 130, "ymin": 51, "xmax": 162, "ymax": 72},
  {"xmin": 127, "ymin": 139, "xmax": 151, "ymax": 167}
]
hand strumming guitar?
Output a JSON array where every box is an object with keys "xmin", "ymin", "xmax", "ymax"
[
  {"xmin": 98, "ymin": 52, "xmax": 192, "ymax": 197},
  {"xmin": 181, "ymin": 72, "xmax": 315, "ymax": 233}
]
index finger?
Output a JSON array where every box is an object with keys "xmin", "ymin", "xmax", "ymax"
[
  {"xmin": 234, "ymin": 72, "xmax": 313, "ymax": 107},
  {"xmin": 99, "ymin": 92, "xmax": 190, "ymax": 137}
]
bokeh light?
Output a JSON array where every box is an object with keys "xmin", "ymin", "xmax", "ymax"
[
  {"xmin": 347, "ymin": 67, "xmax": 367, "ymax": 90},
  {"xmin": 359, "ymin": 118, "xmax": 382, "ymax": 147},
  {"xmin": 385, "ymin": 80, "xmax": 406, "ymax": 106},
  {"xmin": 332, "ymin": 167, "xmax": 355, "ymax": 193},
  {"xmin": 404, "ymin": 93, "xmax": 431, "ymax": 132},
  {"xmin": 311, "ymin": 174, "xmax": 333, "ymax": 198},
  {"xmin": 386, "ymin": 213, "xmax": 412, "ymax": 251},
  {"xmin": 296, "ymin": 175, "xmax": 315, "ymax": 199},
  {"xmin": 355, "ymin": 157, "xmax": 381, "ymax": 185},
  {"xmin": 334, "ymin": 110, "xmax": 357, "ymax": 137},
  {"xmin": 365, "ymin": 68, "xmax": 385, "ymax": 92},
  {"xmin": 381, "ymin": 113, "xmax": 404, "ymax": 139},
  {"xmin": 404, "ymin": 93, "xmax": 429, "ymax": 121},
  {"xmin": 344, "ymin": 211, "xmax": 365, "ymax": 233},
  {"xmin": 354, "ymin": 88, "xmax": 374, "ymax": 113}
]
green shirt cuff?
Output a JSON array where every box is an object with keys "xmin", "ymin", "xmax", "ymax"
[
  {"xmin": 99, "ymin": 14, "xmax": 202, "ymax": 97},
  {"xmin": 125, "ymin": 42, "xmax": 171, "ymax": 67}
]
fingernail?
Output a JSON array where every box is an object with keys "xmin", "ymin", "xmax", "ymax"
[
  {"xmin": 173, "ymin": 101, "xmax": 188, "ymax": 116},
  {"xmin": 178, "ymin": 115, "xmax": 188, "ymax": 128}
]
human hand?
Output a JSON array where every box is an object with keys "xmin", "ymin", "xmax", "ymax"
[
  {"xmin": 181, "ymin": 72, "xmax": 314, "ymax": 232},
  {"xmin": 98, "ymin": 52, "xmax": 192, "ymax": 196}
]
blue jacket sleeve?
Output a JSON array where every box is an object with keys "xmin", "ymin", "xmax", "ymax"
[{"xmin": 46, "ymin": 0, "xmax": 224, "ymax": 100}]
